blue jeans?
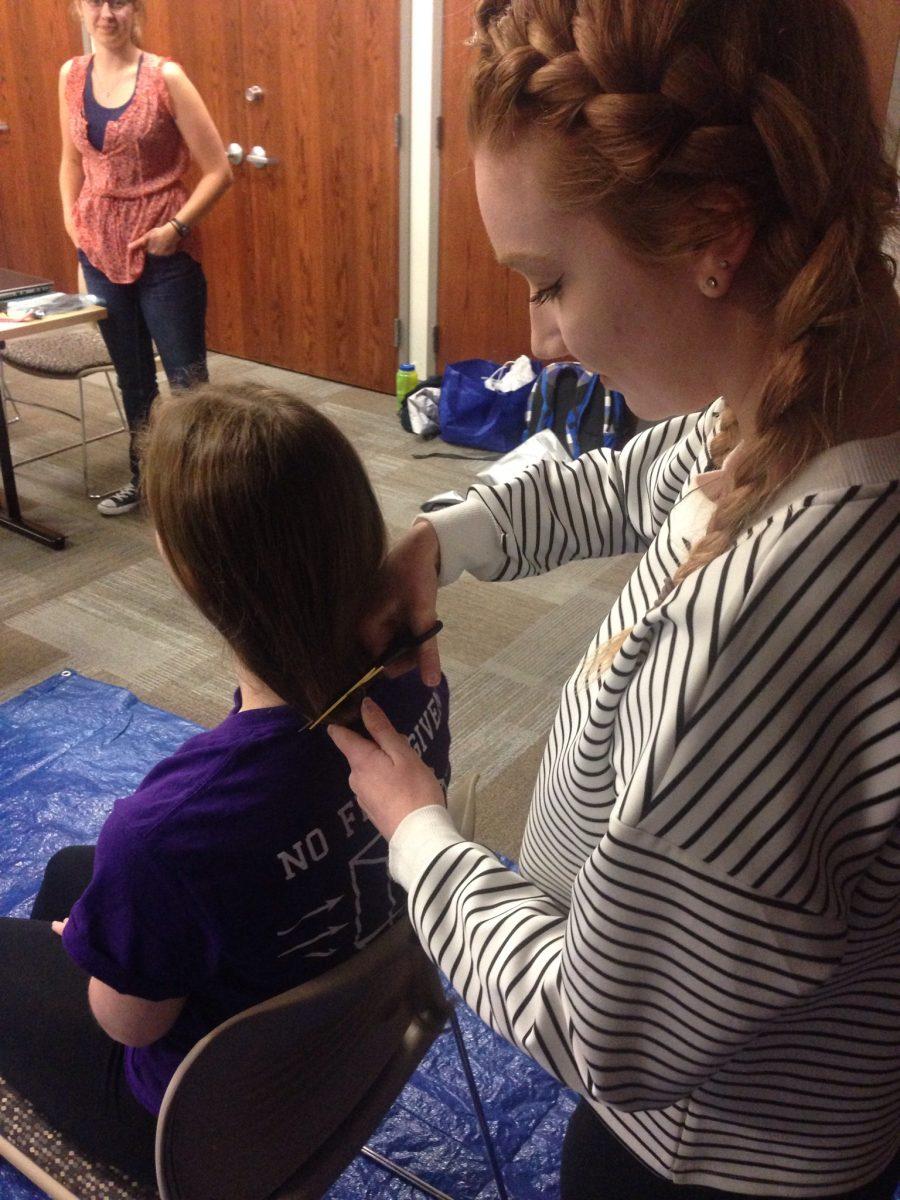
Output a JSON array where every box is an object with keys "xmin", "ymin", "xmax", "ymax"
[{"xmin": 78, "ymin": 249, "xmax": 208, "ymax": 483}]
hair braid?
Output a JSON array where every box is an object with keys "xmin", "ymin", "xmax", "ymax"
[{"xmin": 468, "ymin": 0, "xmax": 898, "ymax": 675}]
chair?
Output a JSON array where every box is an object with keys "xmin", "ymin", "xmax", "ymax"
[
  {"xmin": 0, "ymin": 324, "xmax": 128, "ymax": 498},
  {"xmin": 0, "ymin": 777, "xmax": 501, "ymax": 1200},
  {"xmin": 155, "ymin": 773, "xmax": 501, "ymax": 1200},
  {"xmin": 156, "ymin": 912, "xmax": 508, "ymax": 1200}
]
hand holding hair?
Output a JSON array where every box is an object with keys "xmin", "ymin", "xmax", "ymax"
[
  {"xmin": 359, "ymin": 521, "xmax": 443, "ymax": 688},
  {"xmin": 327, "ymin": 698, "xmax": 445, "ymax": 841}
]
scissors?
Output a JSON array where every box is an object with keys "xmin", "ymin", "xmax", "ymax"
[{"xmin": 307, "ymin": 620, "xmax": 443, "ymax": 730}]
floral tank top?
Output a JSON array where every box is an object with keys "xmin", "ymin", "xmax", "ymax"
[{"xmin": 65, "ymin": 54, "xmax": 192, "ymax": 284}]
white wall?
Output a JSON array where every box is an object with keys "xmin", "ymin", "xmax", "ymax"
[{"xmin": 406, "ymin": 0, "xmax": 442, "ymax": 379}]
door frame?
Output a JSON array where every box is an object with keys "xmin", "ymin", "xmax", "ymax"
[
  {"xmin": 397, "ymin": 0, "xmax": 413, "ymax": 368},
  {"xmin": 406, "ymin": 0, "xmax": 442, "ymax": 379}
]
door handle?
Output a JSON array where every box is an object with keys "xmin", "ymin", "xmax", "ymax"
[
  {"xmin": 246, "ymin": 145, "xmax": 278, "ymax": 169},
  {"xmin": 226, "ymin": 142, "xmax": 244, "ymax": 165}
]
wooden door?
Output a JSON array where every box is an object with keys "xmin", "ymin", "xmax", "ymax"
[
  {"xmin": 0, "ymin": 5, "xmax": 82, "ymax": 288},
  {"xmin": 435, "ymin": 3, "xmax": 531, "ymax": 372},
  {"xmin": 435, "ymin": 2, "xmax": 900, "ymax": 374},
  {"xmin": 140, "ymin": 4, "xmax": 247, "ymax": 365},
  {"xmin": 146, "ymin": 0, "xmax": 401, "ymax": 393}
]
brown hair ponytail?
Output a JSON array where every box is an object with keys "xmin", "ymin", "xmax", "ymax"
[
  {"xmin": 468, "ymin": 0, "xmax": 898, "ymax": 672},
  {"xmin": 141, "ymin": 384, "xmax": 387, "ymax": 721}
]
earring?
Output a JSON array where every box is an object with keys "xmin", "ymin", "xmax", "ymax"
[
  {"xmin": 718, "ymin": 259, "xmax": 730, "ymax": 270},
  {"xmin": 706, "ymin": 276, "xmax": 719, "ymax": 289}
]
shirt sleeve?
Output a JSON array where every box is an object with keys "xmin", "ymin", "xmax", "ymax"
[
  {"xmin": 63, "ymin": 809, "xmax": 217, "ymax": 1000},
  {"xmin": 390, "ymin": 490, "xmax": 898, "ymax": 1110},
  {"xmin": 426, "ymin": 407, "xmax": 714, "ymax": 586}
]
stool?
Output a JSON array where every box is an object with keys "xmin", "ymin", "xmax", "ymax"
[{"xmin": 0, "ymin": 325, "xmax": 129, "ymax": 499}]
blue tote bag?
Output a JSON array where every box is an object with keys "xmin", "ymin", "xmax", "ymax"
[{"xmin": 438, "ymin": 359, "xmax": 537, "ymax": 453}]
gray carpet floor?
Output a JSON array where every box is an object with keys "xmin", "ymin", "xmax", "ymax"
[{"xmin": 0, "ymin": 352, "xmax": 637, "ymax": 859}]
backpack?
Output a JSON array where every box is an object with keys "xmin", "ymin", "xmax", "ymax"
[
  {"xmin": 524, "ymin": 362, "xmax": 635, "ymax": 455},
  {"xmin": 440, "ymin": 358, "xmax": 539, "ymax": 453}
]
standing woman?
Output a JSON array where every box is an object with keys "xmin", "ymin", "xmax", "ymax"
[
  {"xmin": 330, "ymin": 1, "xmax": 900, "ymax": 1197},
  {"xmin": 58, "ymin": 0, "xmax": 232, "ymax": 514}
]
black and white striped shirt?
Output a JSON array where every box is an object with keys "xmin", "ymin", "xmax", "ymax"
[{"xmin": 390, "ymin": 403, "xmax": 900, "ymax": 1196}]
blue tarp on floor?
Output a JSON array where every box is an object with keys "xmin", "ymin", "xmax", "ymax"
[
  {"xmin": 0, "ymin": 671, "xmax": 575, "ymax": 1200},
  {"xmin": 5, "ymin": 672, "xmax": 897, "ymax": 1200}
]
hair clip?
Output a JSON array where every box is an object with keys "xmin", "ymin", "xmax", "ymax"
[{"xmin": 307, "ymin": 621, "xmax": 443, "ymax": 730}]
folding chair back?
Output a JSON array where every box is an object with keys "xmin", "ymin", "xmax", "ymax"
[{"xmin": 156, "ymin": 915, "xmax": 451, "ymax": 1200}]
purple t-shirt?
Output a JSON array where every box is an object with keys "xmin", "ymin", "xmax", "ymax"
[{"xmin": 63, "ymin": 671, "xmax": 450, "ymax": 1114}]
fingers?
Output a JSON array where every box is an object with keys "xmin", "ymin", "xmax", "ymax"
[
  {"xmin": 381, "ymin": 652, "xmax": 417, "ymax": 679},
  {"xmin": 327, "ymin": 721, "xmax": 380, "ymax": 770},
  {"xmin": 327, "ymin": 699, "xmax": 412, "ymax": 768},
  {"xmin": 359, "ymin": 595, "xmax": 403, "ymax": 660},
  {"xmin": 361, "ymin": 523, "xmax": 443, "ymax": 682},
  {"xmin": 358, "ymin": 697, "xmax": 416, "ymax": 763},
  {"xmin": 51, "ymin": 919, "xmax": 68, "ymax": 936},
  {"xmin": 127, "ymin": 234, "xmax": 148, "ymax": 252},
  {"xmin": 408, "ymin": 525, "xmax": 442, "ymax": 686},
  {"xmin": 360, "ymin": 597, "xmax": 442, "ymax": 685},
  {"xmin": 382, "ymin": 630, "xmax": 441, "ymax": 684},
  {"xmin": 416, "ymin": 631, "xmax": 442, "ymax": 688},
  {"xmin": 384, "ymin": 608, "xmax": 443, "ymax": 683}
]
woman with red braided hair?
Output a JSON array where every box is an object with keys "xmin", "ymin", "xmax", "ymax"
[{"xmin": 330, "ymin": 1, "xmax": 900, "ymax": 1195}]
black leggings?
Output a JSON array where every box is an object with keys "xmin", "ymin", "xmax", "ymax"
[
  {"xmin": 0, "ymin": 846, "xmax": 157, "ymax": 1183},
  {"xmin": 561, "ymin": 1100, "xmax": 900, "ymax": 1200}
]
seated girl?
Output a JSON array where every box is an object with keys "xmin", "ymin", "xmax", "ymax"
[{"xmin": 0, "ymin": 383, "xmax": 450, "ymax": 1183}]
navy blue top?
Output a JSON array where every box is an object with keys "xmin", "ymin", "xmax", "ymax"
[{"xmin": 84, "ymin": 55, "xmax": 143, "ymax": 152}]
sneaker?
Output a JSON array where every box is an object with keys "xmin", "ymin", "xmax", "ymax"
[{"xmin": 97, "ymin": 483, "xmax": 140, "ymax": 516}]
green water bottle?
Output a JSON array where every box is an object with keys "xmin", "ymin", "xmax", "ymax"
[{"xmin": 396, "ymin": 362, "xmax": 419, "ymax": 413}]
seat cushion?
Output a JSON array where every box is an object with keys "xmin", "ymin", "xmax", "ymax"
[
  {"xmin": 0, "ymin": 1074, "xmax": 157, "ymax": 1199},
  {"xmin": 2, "ymin": 326, "xmax": 111, "ymax": 377}
]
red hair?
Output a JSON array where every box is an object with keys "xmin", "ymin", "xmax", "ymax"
[{"xmin": 468, "ymin": 0, "xmax": 898, "ymax": 667}]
